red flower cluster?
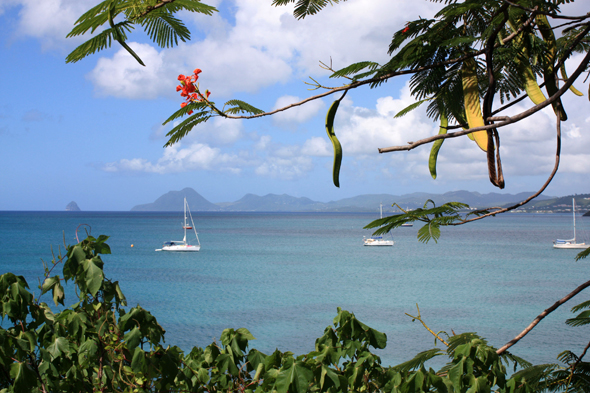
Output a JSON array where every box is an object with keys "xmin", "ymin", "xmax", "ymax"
[{"xmin": 176, "ymin": 68, "xmax": 211, "ymax": 115}]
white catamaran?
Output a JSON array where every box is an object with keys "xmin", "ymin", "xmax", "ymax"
[
  {"xmin": 364, "ymin": 203, "xmax": 394, "ymax": 246},
  {"xmin": 156, "ymin": 198, "xmax": 201, "ymax": 252},
  {"xmin": 553, "ymin": 198, "xmax": 589, "ymax": 249}
]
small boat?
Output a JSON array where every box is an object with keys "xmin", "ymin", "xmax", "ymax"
[
  {"xmin": 156, "ymin": 198, "xmax": 201, "ymax": 252},
  {"xmin": 364, "ymin": 203, "xmax": 394, "ymax": 246},
  {"xmin": 553, "ymin": 198, "xmax": 589, "ymax": 249}
]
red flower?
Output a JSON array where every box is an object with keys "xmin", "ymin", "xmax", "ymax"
[
  {"xmin": 188, "ymin": 110, "xmax": 194, "ymax": 115},
  {"xmin": 194, "ymin": 68, "xmax": 202, "ymax": 75},
  {"xmin": 176, "ymin": 85, "xmax": 182, "ymax": 92},
  {"xmin": 178, "ymin": 74, "xmax": 186, "ymax": 81},
  {"xmin": 181, "ymin": 102, "xmax": 187, "ymax": 108},
  {"xmin": 402, "ymin": 26, "xmax": 409, "ymax": 34}
]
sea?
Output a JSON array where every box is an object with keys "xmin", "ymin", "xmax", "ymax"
[{"xmin": 1, "ymin": 211, "xmax": 589, "ymax": 369}]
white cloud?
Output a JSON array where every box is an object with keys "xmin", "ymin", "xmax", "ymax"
[
  {"xmin": 104, "ymin": 143, "xmax": 244, "ymax": 174},
  {"xmin": 301, "ymin": 137, "xmax": 330, "ymax": 156},
  {"xmin": 255, "ymin": 156, "xmax": 313, "ymax": 180},
  {"xmin": 5, "ymin": 0, "xmax": 95, "ymax": 49},
  {"xmin": 82, "ymin": 0, "xmax": 445, "ymax": 99},
  {"xmin": 88, "ymin": 43, "xmax": 171, "ymax": 99},
  {"xmin": 272, "ymin": 96, "xmax": 325, "ymax": 124}
]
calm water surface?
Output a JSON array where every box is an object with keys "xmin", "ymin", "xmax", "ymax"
[{"xmin": 1, "ymin": 211, "xmax": 589, "ymax": 367}]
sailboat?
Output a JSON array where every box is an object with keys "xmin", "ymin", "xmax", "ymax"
[
  {"xmin": 553, "ymin": 198, "xmax": 589, "ymax": 249},
  {"xmin": 363, "ymin": 203, "xmax": 394, "ymax": 246},
  {"xmin": 156, "ymin": 198, "xmax": 201, "ymax": 252}
]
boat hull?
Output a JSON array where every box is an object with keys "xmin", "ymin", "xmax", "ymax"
[
  {"xmin": 156, "ymin": 244, "xmax": 201, "ymax": 252},
  {"xmin": 364, "ymin": 240, "xmax": 394, "ymax": 246},
  {"xmin": 553, "ymin": 242, "xmax": 589, "ymax": 249}
]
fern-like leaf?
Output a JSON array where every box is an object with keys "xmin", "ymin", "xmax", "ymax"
[
  {"xmin": 394, "ymin": 98, "xmax": 430, "ymax": 118},
  {"xmin": 575, "ymin": 247, "xmax": 590, "ymax": 261},
  {"xmin": 330, "ymin": 61, "xmax": 380, "ymax": 79},
  {"xmin": 223, "ymin": 100, "xmax": 264, "ymax": 115},
  {"xmin": 271, "ymin": 0, "xmax": 347, "ymax": 20},
  {"xmin": 66, "ymin": 23, "xmax": 132, "ymax": 63},
  {"xmin": 66, "ymin": 0, "xmax": 112, "ymax": 37},
  {"xmin": 162, "ymin": 101, "xmax": 209, "ymax": 125},
  {"xmin": 392, "ymin": 349, "xmax": 442, "ymax": 372},
  {"xmin": 165, "ymin": 112, "xmax": 211, "ymax": 147},
  {"xmin": 140, "ymin": 12, "xmax": 190, "ymax": 48}
]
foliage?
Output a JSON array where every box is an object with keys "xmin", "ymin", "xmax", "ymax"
[
  {"xmin": 1, "ymin": 235, "xmax": 590, "ymax": 392},
  {"xmin": 66, "ymin": 0, "xmax": 217, "ymax": 65}
]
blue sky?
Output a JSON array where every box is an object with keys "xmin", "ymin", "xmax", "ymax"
[{"xmin": 0, "ymin": 0, "xmax": 588, "ymax": 211}]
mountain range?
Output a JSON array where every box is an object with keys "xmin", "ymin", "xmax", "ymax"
[{"xmin": 130, "ymin": 187, "xmax": 572, "ymax": 213}]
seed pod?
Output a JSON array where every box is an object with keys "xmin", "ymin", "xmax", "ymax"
[
  {"xmin": 461, "ymin": 58, "xmax": 488, "ymax": 151},
  {"xmin": 429, "ymin": 113, "xmax": 448, "ymax": 179},
  {"xmin": 325, "ymin": 100, "xmax": 343, "ymax": 187}
]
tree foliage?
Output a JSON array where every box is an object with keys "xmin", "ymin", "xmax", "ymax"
[{"xmin": 1, "ymin": 235, "xmax": 590, "ymax": 392}]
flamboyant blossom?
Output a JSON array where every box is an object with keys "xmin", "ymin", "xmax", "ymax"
[{"xmin": 175, "ymin": 68, "xmax": 211, "ymax": 115}]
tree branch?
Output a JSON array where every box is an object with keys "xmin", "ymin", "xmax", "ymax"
[
  {"xmin": 496, "ymin": 278, "xmax": 590, "ymax": 355},
  {"xmin": 210, "ymin": 11, "xmax": 541, "ymax": 121}
]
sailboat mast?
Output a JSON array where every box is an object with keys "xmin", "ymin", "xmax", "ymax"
[
  {"xmin": 573, "ymin": 198, "xmax": 577, "ymax": 242},
  {"xmin": 183, "ymin": 197, "xmax": 187, "ymax": 243},
  {"xmin": 380, "ymin": 203, "xmax": 383, "ymax": 219}
]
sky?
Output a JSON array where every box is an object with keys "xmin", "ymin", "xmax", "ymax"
[{"xmin": 0, "ymin": 0, "xmax": 589, "ymax": 211}]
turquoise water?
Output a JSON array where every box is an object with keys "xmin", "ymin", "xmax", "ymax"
[{"xmin": 1, "ymin": 211, "xmax": 589, "ymax": 367}]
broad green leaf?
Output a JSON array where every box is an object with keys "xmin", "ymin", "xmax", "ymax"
[
  {"xmin": 275, "ymin": 359, "xmax": 313, "ymax": 393},
  {"xmin": 47, "ymin": 337, "xmax": 70, "ymax": 360},
  {"xmin": 131, "ymin": 348, "xmax": 146, "ymax": 372},
  {"xmin": 82, "ymin": 257, "xmax": 104, "ymax": 297},
  {"xmin": 124, "ymin": 326, "xmax": 142, "ymax": 350},
  {"xmin": 10, "ymin": 362, "xmax": 38, "ymax": 393}
]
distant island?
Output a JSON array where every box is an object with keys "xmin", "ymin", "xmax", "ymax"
[
  {"xmin": 130, "ymin": 188, "xmax": 590, "ymax": 214},
  {"xmin": 66, "ymin": 201, "xmax": 81, "ymax": 211}
]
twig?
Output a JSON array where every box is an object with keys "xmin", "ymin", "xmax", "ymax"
[
  {"xmin": 496, "ymin": 279, "xmax": 590, "ymax": 355},
  {"xmin": 405, "ymin": 304, "xmax": 449, "ymax": 347},
  {"xmin": 456, "ymin": 111, "xmax": 561, "ymax": 224}
]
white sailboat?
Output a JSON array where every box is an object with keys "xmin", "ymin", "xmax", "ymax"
[
  {"xmin": 553, "ymin": 198, "xmax": 589, "ymax": 249},
  {"xmin": 364, "ymin": 203, "xmax": 394, "ymax": 246},
  {"xmin": 156, "ymin": 198, "xmax": 201, "ymax": 252}
]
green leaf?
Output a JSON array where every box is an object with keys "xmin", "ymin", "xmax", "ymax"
[
  {"xmin": 131, "ymin": 348, "xmax": 146, "ymax": 372},
  {"xmin": 394, "ymin": 98, "xmax": 430, "ymax": 118},
  {"xmin": 10, "ymin": 362, "xmax": 38, "ymax": 393},
  {"xmin": 82, "ymin": 257, "xmax": 104, "ymax": 297},
  {"xmin": 272, "ymin": 0, "xmax": 347, "ymax": 20},
  {"xmin": 223, "ymin": 100, "xmax": 264, "ymax": 115},
  {"xmin": 274, "ymin": 359, "xmax": 313, "ymax": 393},
  {"xmin": 47, "ymin": 337, "xmax": 70, "ymax": 360},
  {"xmin": 330, "ymin": 61, "xmax": 380, "ymax": 79},
  {"xmin": 164, "ymin": 112, "xmax": 211, "ymax": 147},
  {"xmin": 124, "ymin": 326, "xmax": 142, "ymax": 350}
]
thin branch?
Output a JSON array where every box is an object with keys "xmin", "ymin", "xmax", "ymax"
[
  {"xmin": 457, "ymin": 111, "xmax": 561, "ymax": 223},
  {"xmin": 209, "ymin": 14, "xmax": 539, "ymax": 121},
  {"xmin": 496, "ymin": 278, "xmax": 590, "ymax": 355},
  {"xmin": 566, "ymin": 339, "xmax": 590, "ymax": 388},
  {"xmin": 406, "ymin": 304, "xmax": 449, "ymax": 347},
  {"xmin": 502, "ymin": 1, "xmax": 590, "ymax": 21}
]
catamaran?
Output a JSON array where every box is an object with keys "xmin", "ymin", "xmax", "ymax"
[
  {"xmin": 156, "ymin": 198, "xmax": 201, "ymax": 252},
  {"xmin": 553, "ymin": 198, "xmax": 589, "ymax": 249},
  {"xmin": 364, "ymin": 203, "xmax": 394, "ymax": 246}
]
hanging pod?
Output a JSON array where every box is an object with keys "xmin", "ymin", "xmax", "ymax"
[
  {"xmin": 461, "ymin": 58, "xmax": 488, "ymax": 151},
  {"xmin": 325, "ymin": 100, "xmax": 343, "ymax": 187}
]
